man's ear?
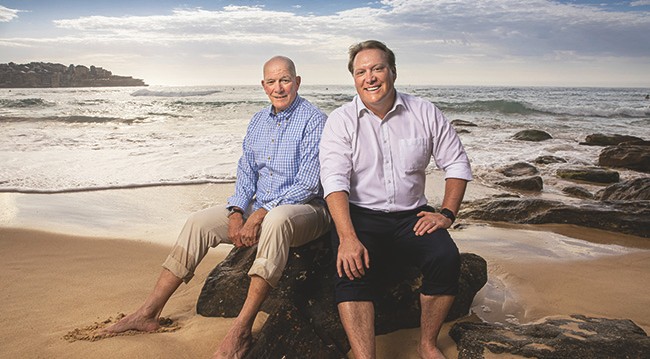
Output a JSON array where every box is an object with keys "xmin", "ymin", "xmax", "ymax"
[{"xmin": 295, "ymin": 76, "xmax": 302, "ymax": 87}]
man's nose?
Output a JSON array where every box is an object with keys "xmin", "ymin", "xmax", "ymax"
[{"xmin": 365, "ymin": 72, "xmax": 376, "ymax": 83}]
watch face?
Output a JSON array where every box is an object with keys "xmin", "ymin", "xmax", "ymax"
[{"xmin": 227, "ymin": 207, "xmax": 243, "ymax": 217}]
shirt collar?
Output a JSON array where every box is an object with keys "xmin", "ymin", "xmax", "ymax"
[
  {"xmin": 354, "ymin": 91, "xmax": 405, "ymax": 119},
  {"xmin": 268, "ymin": 95, "xmax": 303, "ymax": 120}
]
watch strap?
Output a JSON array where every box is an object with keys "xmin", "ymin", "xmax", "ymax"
[{"xmin": 440, "ymin": 208, "xmax": 456, "ymax": 224}]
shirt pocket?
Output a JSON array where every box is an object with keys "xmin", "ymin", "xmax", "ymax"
[{"xmin": 399, "ymin": 138, "xmax": 431, "ymax": 172}]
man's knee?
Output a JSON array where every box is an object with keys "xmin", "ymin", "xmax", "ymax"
[{"xmin": 261, "ymin": 206, "xmax": 294, "ymax": 232}]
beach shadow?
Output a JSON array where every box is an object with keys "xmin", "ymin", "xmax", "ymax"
[{"xmin": 63, "ymin": 313, "xmax": 180, "ymax": 342}]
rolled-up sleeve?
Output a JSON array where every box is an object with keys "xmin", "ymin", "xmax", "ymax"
[
  {"xmin": 319, "ymin": 109, "xmax": 353, "ymax": 198},
  {"xmin": 431, "ymin": 106, "xmax": 473, "ymax": 181}
]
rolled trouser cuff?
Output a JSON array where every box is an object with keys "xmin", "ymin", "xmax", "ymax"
[
  {"xmin": 248, "ymin": 257, "xmax": 281, "ymax": 287},
  {"xmin": 162, "ymin": 254, "xmax": 194, "ymax": 283}
]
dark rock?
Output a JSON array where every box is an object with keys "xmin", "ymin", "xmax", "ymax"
[
  {"xmin": 534, "ymin": 155, "xmax": 567, "ymax": 165},
  {"xmin": 496, "ymin": 176, "xmax": 543, "ymax": 192},
  {"xmin": 556, "ymin": 167, "xmax": 620, "ymax": 184},
  {"xmin": 0, "ymin": 62, "xmax": 147, "ymax": 88},
  {"xmin": 598, "ymin": 141, "xmax": 650, "ymax": 173},
  {"xmin": 498, "ymin": 162, "xmax": 539, "ymax": 177},
  {"xmin": 596, "ymin": 177, "xmax": 650, "ymax": 201},
  {"xmin": 450, "ymin": 314, "xmax": 650, "ymax": 359},
  {"xmin": 456, "ymin": 129, "xmax": 471, "ymax": 134},
  {"xmin": 512, "ymin": 130, "xmax": 552, "ymax": 142},
  {"xmin": 462, "ymin": 197, "xmax": 650, "ymax": 238},
  {"xmin": 580, "ymin": 133, "xmax": 645, "ymax": 146},
  {"xmin": 562, "ymin": 186, "xmax": 593, "ymax": 199},
  {"xmin": 452, "ymin": 119, "xmax": 478, "ymax": 127},
  {"xmin": 197, "ymin": 234, "xmax": 488, "ymax": 357},
  {"xmin": 246, "ymin": 302, "xmax": 346, "ymax": 359}
]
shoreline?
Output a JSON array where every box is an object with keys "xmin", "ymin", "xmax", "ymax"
[{"xmin": 1, "ymin": 180, "xmax": 648, "ymax": 358}]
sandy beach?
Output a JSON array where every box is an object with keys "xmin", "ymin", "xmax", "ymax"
[{"xmin": 1, "ymin": 177, "xmax": 649, "ymax": 358}]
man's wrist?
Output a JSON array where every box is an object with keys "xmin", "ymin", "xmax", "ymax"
[
  {"xmin": 439, "ymin": 208, "xmax": 456, "ymax": 224},
  {"xmin": 227, "ymin": 206, "xmax": 244, "ymax": 218}
]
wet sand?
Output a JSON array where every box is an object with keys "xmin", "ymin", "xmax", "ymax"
[{"xmin": 0, "ymin": 178, "xmax": 648, "ymax": 358}]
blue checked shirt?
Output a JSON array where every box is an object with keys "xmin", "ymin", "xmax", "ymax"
[{"xmin": 227, "ymin": 95, "xmax": 327, "ymax": 213}]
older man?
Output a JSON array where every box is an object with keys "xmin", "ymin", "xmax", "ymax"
[
  {"xmin": 104, "ymin": 56, "xmax": 331, "ymax": 359},
  {"xmin": 320, "ymin": 40, "xmax": 473, "ymax": 359}
]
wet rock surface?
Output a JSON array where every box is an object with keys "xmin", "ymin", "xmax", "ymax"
[
  {"xmin": 580, "ymin": 133, "xmax": 644, "ymax": 146},
  {"xmin": 462, "ymin": 197, "xmax": 650, "ymax": 238},
  {"xmin": 496, "ymin": 176, "xmax": 543, "ymax": 192},
  {"xmin": 512, "ymin": 129, "xmax": 553, "ymax": 141},
  {"xmin": 595, "ymin": 177, "xmax": 650, "ymax": 201},
  {"xmin": 450, "ymin": 314, "xmax": 650, "ymax": 359},
  {"xmin": 556, "ymin": 166, "xmax": 620, "ymax": 184},
  {"xmin": 561, "ymin": 185, "xmax": 594, "ymax": 199},
  {"xmin": 498, "ymin": 162, "xmax": 539, "ymax": 177},
  {"xmin": 599, "ymin": 141, "xmax": 650, "ymax": 173}
]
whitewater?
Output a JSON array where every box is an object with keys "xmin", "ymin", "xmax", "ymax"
[{"xmin": 1, "ymin": 85, "xmax": 648, "ymax": 194}]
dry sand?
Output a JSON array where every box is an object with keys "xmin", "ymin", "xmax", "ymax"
[{"xmin": 1, "ymin": 179, "xmax": 648, "ymax": 358}]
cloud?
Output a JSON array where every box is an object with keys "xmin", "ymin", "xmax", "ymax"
[
  {"xmin": 2, "ymin": 0, "xmax": 649, "ymax": 86},
  {"xmin": 43, "ymin": 1, "xmax": 649, "ymax": 60},
  {"xmin": 0, "ymin": 5, "xmax": 20, "ymax": 22},
  {"xmin": 631, "ymin": 1, "xmax": 650, "ymax": 6}
]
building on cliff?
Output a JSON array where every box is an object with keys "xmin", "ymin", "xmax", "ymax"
[{"xmin": 0, "ymin": 62, "xmax": 147, "ymax": 88}]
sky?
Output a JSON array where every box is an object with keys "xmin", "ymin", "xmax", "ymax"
[{"xmin": 1, "ymin": 0, "xmax": 649, "ymax": 87}]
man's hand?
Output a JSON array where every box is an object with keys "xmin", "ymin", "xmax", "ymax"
[
  {"xmin": 228, "ymin": 214, "xmax": 245, "ymax": 247},
  {"xmin": 413, "ymin": 211, "xmax": 452, "ymax": 236},
  {"xmin": 337, "ymin": 237, "xmax": 370, "ymax": 280},
  {"xmin": 239, "ymin": 208, "xmax": 268, "ymax": 247}
]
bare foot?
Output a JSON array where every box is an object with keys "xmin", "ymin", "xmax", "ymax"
[
  {"xmin": 100, "ymin": 311, "xmax": 161, "ymax": 335},
  {"xmin": 418, "ymin": 344, "xmax": 447, "ymax": 359},
  {"xmin": 212, "ymin": 324, "xmax": 253, "ymax": 359}
]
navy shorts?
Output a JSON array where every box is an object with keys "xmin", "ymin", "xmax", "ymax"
[{"xmin": 332, "ymin": 204, "xmax": 460, "ymax": 304}]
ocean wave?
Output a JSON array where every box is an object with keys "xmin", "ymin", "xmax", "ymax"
[
  {"xmin": 438, "ymin": 100, "xmax": 545, "ymax": 116},
  {"xmin": 0, "ymin": 115, "xmax": 145, "ymax": 123},
  {"xmin": 131, "ymin": 89, "xmax": 221, "ymax": 97},
  {"xmin": 170, "ymin": 100, "xmax": 268, "ymax": 108},
  {"xmin": 0, "ymin": 179, "xmax": 237, "ymax": 194},
  {"xmin": 438, "ymin": 99, "xmax": 650, "ymax": 118},
  {"xmin": 0, "ymin": 98, "xmax": 55, "ymax": 108}
]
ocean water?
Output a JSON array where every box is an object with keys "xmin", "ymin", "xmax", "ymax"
[{"xmin": 1, "ymin": 85, "xmax": 649, "ymax": 194}]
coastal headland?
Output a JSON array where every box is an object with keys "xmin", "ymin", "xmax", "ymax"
[{"xmin": 0, "ymin": 62, "xmax": 147, "ymax": 88}]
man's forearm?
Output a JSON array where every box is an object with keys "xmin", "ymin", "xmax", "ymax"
[
  {"xmin": 324, "ymin": 191, "xmax": 357, "ymax": 240},
  {"xmin": 440, "ymin": 178, "xmax": 468, "ymax": 215}
]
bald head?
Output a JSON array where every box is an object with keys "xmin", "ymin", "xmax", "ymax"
[{"xmin": 263, "ymin": 56, "xmax": 297, "ymax": 78}]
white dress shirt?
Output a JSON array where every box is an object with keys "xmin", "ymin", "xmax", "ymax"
[{"xmin": 320, "ymin": 91, "xmax": 472, "ymax": 212}]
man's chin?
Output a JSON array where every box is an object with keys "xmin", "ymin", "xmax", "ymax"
[{"xmin": 272, "ymin": 100, "xmax": 289, "ymax": 111}]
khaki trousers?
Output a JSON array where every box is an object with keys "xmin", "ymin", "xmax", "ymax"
[{"xmin": 162, "ymin": 201, "xmax": 331, "ymax": 287}]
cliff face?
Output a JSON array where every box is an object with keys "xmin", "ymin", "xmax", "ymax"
[{"xmin": 0, "ymin": 62, "xmax": 147, "ymax": 88}]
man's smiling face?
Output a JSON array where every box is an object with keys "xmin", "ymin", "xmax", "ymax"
[
  {"xmin": 352, "ymin": 48, "xmax": 397, "ymax": 118},
  {"xmin": 261, "ymin": 58, "xmax": 301, "ymax": 114}
]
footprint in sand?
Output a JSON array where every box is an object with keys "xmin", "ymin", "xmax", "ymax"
[{"xmin": 63, "ymin": 313, "xmax": 180, "ymax": 342}]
